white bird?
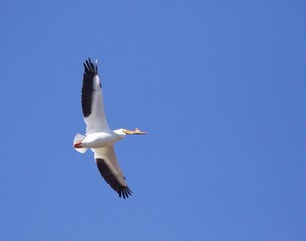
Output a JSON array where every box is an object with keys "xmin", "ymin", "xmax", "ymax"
[{"xmin": 73, "ymin": 58, "xmax": 146, "ymax": 199}]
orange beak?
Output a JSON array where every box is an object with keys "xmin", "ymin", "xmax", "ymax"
[{"xmin": 122, "ymin": 128, "xmax": 147, "ymax": 135}]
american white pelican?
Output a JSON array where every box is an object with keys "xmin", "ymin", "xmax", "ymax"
[{"xmin": 73, "ymin": 58, "xmax": 146, "ymax": 199}]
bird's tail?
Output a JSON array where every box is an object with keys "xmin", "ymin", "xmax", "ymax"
[{"xmin": 73, "ymin": 133, "xmax": 88, "ymax": 153}]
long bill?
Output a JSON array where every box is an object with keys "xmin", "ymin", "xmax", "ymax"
[{"xmin": 122, "ymin": 128, "xmax": 147, "ymax": 135}]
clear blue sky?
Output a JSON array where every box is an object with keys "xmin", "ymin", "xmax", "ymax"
[{"xmin": 1, "ymin": 1, "xmax": 305, "ymax": 240}]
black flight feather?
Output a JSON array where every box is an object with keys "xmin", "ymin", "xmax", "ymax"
[
  {"xmin": 82, "ymin": 58, "xmax": 98, "ymax": 118},
  {"xmin": 96, "ymin": 158, "xmax": 132, "ymax": 199}
]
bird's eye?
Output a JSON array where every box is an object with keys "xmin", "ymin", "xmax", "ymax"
[{"xmin": 99, "ymin": 83, "xmax": 102, "ymax": 88}]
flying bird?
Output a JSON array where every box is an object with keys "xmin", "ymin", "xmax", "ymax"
[{"xmin": 73, "ymin": 58, "xmax": 146, "ymax": 199}]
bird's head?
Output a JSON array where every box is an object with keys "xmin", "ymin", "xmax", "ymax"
[{"xmin": 115, "ymin": 128, "xmax": 147, "ymax": 136}]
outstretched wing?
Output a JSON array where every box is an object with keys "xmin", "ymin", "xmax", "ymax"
[
  {"xmin": 82, "ymin": 58, "xmax": 109, "ymax": 134},
  {"xmin": 94, "ymin": 146, "xmax": 132, "ymax": 199}
]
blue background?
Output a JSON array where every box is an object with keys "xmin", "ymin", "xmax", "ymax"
[{"xmin": 1, "ymin": 1, "xmax": 306, "ymax": 240}]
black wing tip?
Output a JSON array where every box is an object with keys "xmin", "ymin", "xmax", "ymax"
[
  {"xmin": 118, "ymin": 186, "xmax": 133, "ymax": 199},
  {"xmin": 81, "ymin": 58, "xmax": 99, "ymax": 118},
  {"xmin": 83, "ymin": 58, "xmax": 98, "ymax": 75},
  {"xmin": 96, "ymin": 158, "xmax": 133, "ymax": 199}
]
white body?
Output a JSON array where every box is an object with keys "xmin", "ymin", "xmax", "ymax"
[{"xmin": 82, "ymin": 130, "xmax": 124, "ymax": 148}]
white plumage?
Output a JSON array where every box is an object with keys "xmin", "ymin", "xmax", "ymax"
[{"xmin": 73, "ymin": 58, "xmax": 146, "ymax": 199}]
